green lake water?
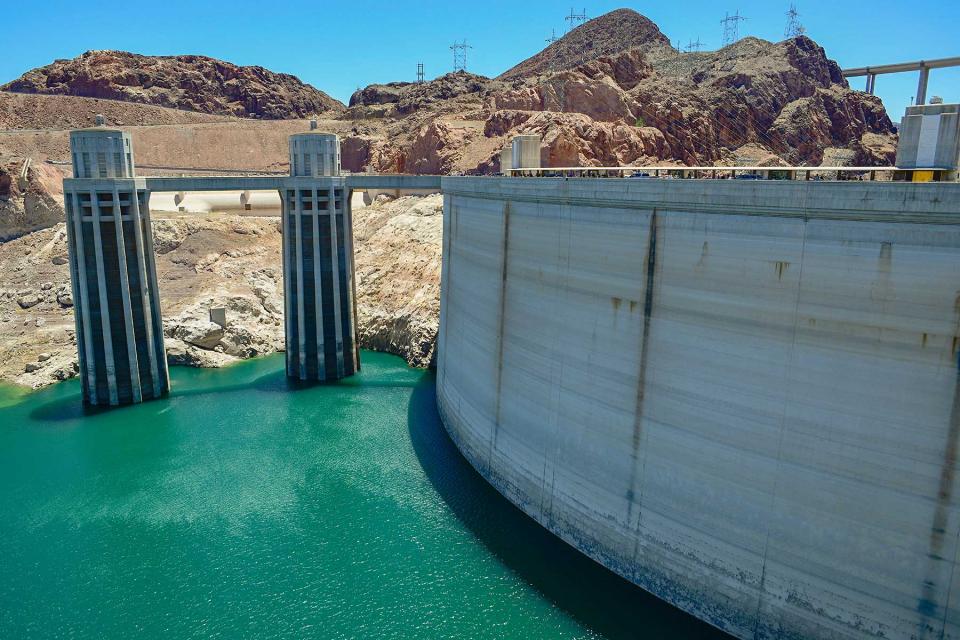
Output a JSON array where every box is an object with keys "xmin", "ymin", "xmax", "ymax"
[{"xmin": 0, "ymin": 351, "xmax": 726, "ymax": 639}]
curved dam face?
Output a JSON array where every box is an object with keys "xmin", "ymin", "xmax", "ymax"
[{"xmin": 435, "ymin": 177, "xmax": 960, "ymax": 639}]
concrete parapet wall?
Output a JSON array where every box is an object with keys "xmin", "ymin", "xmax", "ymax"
[{"xmin": 436, "ymin": 177, "xmax": 960, "ymax": 639}]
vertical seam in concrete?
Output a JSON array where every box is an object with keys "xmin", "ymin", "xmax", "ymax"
[
  {"xmin": 312, "ymin": 187, "xmax": 325, "ymax": 378},
  {"xmin": 112, "ymin": 185, "xmax": 141, "ymax": 403},
  {"xmin": 751, "ymin": 215, "xmax": 810, "ymax": 640},
  {"xmin": 139, "ymin": 192, "xmax": 168, "ymax": 393},
  {"xmin": 70, "ymin": 189, "xmax": 96, "ymax": 403},
  {"xmin": 927, "ymin": 346, "xmax": 960, "ymax": 639},
  {"xmin": 329, "ymin": 183, "xmax": 344, "ymax": 378},
  {"xmin": 131, "ymin": 189, "xmax": 162, "ymax": 398},
  {"xmin": 295, "ymin": 187, "xmax": 306, "ymax": 379},
  {"xmin": 438, "ymin": 194, "xmax": 455, "ymax": 389},
  {"xmin": 90, "ymin": 188, "xmax": 118, "ymax": 405},
  {"xmin": 492, "ymin": 200, "xmax": 512, "ymax": 455},
  {"xmin": 345, "ymin": 190, "xmax": 360, "ymax": 372},
  {"xmin": 280, "ymin": 189, "xmax": 292, "ymax": 375},
  {"xmin": 546, "ymin": 198, "xmax": 574, "ymax": 525},
  {"xmin": 626, "ymin": 209, "xmax": 658, "ymax": 525}
]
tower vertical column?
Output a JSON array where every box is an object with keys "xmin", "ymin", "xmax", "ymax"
[
  {"xmin": 281, "ymin": 130, "xmax": 358, "ymax": 381},
  {"xmin": 64, "ymin": 126, "xmax": 168, "ymax": 405}
]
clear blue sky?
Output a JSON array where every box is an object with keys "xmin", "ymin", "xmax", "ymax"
[{"xmin": 3, "ymin": 1, "xmax": 958, "ymax": 121}]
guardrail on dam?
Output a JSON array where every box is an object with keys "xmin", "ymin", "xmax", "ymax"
[{"xmin": 435, "ymin": 176, "xmax": 960, "ymax": 639}]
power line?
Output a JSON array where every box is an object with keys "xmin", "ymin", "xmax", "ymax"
[
  {"xmin": 565, "ymin": 8, "xmax": 588, "ymax": 32},
  {"xmin": 785, "ymin": 3, "xmax": 806, "ymax": 38},
  {"xmin": 546, "ymin": 28, "xmax": 559, "ymax": 45},
  {"xmin": 450, "ymin": 40, "xmax": 473, "ymax": 73},
  {"xmin": 684, "ymin": 38, "xmax": 704, "ymax": 53},
  {"xmin": 721, "ymin": 10, "xmax": 747, "ymax": 47}
]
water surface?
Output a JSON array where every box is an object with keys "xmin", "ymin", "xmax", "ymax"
[{"xmin": 0, "ymin": 352, "xmax": 726, "ymax": 639}]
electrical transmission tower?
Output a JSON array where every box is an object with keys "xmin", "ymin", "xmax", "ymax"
[
  {"xmin": 684, "ymin": 38, "xmax": 704, "ymax": 53},
  {"xmin": 450, "ymin": 40, "xmax": 472, "ymax": 73},
  {"xmin": 721, "ymin": 11, "xmax": 747, "ymax": 47},
  {"xmin": 546, "ymin": 28, "xmax": 559, "ymax": 45},
  {"xmin": 565, "ymin": 8, "xmax": 588, "ymax": 32},
  {"xmin": 785, "ymin": 4, "xmax": 805, "ymax": 38},
  {"xmin": 416, "ymin": 63, "xmax": 424, "ymax": 84}
]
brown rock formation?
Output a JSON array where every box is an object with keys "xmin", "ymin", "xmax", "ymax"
[
  {"xmin": 498, "ymin": 8, "xmax": 671, "ymax": 80},
  {"xmin": 0, "ymin": 159, "xmax": 67, "ymax": 241},
  {"xmin": 2, "ymin": 50, "xmax": 344, "ymax": 119}
]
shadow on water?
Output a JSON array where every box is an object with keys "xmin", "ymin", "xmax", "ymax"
[
  {"xmin": 28, "ymin": 395, "xmax": 112, "ymax": 423},
  {"xmin": 407, "ymin": 373, "xmax": 730, "ymax": 640}
]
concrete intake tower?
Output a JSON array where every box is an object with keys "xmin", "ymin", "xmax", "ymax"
[
  {"xmin": 282, "ymin": 130, "xmax": 359, "ymax": 381},
  {"xmin": 64, "ymin": 127, "xmax": 168, "ymax": 405}
]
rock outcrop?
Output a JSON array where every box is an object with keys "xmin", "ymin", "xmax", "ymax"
[
  {"xmin": 2, "ymin": 50, "xmax": 344, "ymax": 119},
  {"xmin": 353, "ymin": 195, "xmax": 441, "ymax": 367},
  {"xmin": 497, "ymin": 8, "xmax": 671, "ymax": 80},
  {"xmin": 0, "ymin": 158, "xmax": 67, "ymax": 241}
]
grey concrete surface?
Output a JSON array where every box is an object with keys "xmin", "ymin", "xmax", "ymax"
[
  {"xmin": 140, "ymin": 174, "xmax": 443, "ymax": 193},
  {"xmin": 436, "ymin": 177, "xmax": 960, "ymax": 639}
]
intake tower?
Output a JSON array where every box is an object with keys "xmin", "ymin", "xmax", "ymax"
[
  {"xmin": 64, "ymin": 126, "xmax": 168, "ymax": 405},
  {"xmin": 282, "ymin": 130, "xmax": 358, "ymax": 381}
]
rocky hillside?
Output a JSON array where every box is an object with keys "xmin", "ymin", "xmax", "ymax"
[
  {"xmin": 343, "ymin": 9, "xmax": 895, "ymax": 171},
  {"xmin": 498, "ymin": 8, "xmax": 671, "ymax": 80},
  {"xmin": 0, "ymin": 91, "xmax": 238, "ymax": 130},
  {"xmin": 2, "ymin": 50, "xmax": 344, "ymax": 119},
  {"xmin": 0, "ymin": 195, "xmax": 442, "ymax": 388}
]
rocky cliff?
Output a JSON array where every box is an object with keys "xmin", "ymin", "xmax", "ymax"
[
  {"xmin": 0, "ymin": 158, "xmax": 67, "ymax": 241},
  {"xmin": 2, "ymin": 51, "xmax": 344, "ymax": 119}
]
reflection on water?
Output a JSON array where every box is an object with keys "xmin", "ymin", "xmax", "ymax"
[{"xmin": 0, "ymin": 352, "xmax": 727, "ymax": 639}]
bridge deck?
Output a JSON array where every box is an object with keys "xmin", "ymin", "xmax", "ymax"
[{"xmin": 102, "ymin": 175, "xmax": 447, "ymax": 193}]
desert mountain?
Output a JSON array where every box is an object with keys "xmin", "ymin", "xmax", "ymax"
[
  {"xmin": 498, "ymin": 8, "xmax": 672, "ymax": 80},
  {"xmin": 344, "ymin": 9, "xmax": 895, "ymax": 171},
  {"xmin": 1, "ymin": 50, "xmax": 344, "ymax": 119}
]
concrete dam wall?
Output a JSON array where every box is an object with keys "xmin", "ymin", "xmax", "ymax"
[{"xmin": 435, "ymin": 177, "xmax": 960, "ymax": 639}]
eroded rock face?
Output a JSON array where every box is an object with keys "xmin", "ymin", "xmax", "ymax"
[
  {"xmin": 0, "ymin": 160, "xmax": 67, "ymax": 242},
  {"xmin": 497, "ymin": 8, "xmax": 670, "ymax": 80},
  {"xmin": 1, "ymin": 50, "xmax": 344, "ymax": 119},
  {"xmin": 407, "ymin": 122, "xmax": 477, "ymax": 175},
  {"xmin": 484, "ymin": 33, "xmax": 896, "ymax": 167},
  {"xmin": 353, "ymin": 195, "xmax": 441, "ymax": 368}
]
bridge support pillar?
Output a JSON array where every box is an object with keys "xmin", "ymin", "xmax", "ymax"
[
  {"xmin": 65, "ymin": 126, "xmax": 168, "ymax": 405},
  {"xmin": 917, "ymin": 65, "xmax": 930, "ymax": 105},
  {"xmin": 282, "ymin": 132, "xmax": 358, "ymax": 381}
]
